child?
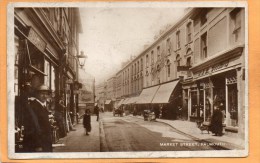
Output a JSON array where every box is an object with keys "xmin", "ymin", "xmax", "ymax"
[{"xmin": 83, "ymin": 109, "xmax": 91, "ymax": 135}]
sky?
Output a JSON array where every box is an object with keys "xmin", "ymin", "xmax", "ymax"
[{"xmin": 79, "ymin": 6, "xmax": 186, "ymax": 84}]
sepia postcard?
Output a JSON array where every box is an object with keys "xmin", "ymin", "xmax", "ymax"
[{"xmin": 7, "ymin": 1, "xmax": 248, "ymax": 159}]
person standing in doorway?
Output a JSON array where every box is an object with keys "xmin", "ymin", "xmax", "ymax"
[
  {"xmin": 83, "ymin": 109, "xmax": 91, "ymax": 135},
  {"xmin": 23, "ymin": 84, "xmax": 53, "ymax": 152},
  {"xmin": 94, "ymin": 105, "xmax": 99, "ymax": 121}
]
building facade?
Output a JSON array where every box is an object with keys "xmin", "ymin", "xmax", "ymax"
[
  {"xmin": 14, "ymin": 7, "xmax": 82, "ymax": 143},
  {"xmin": 113, "ymin": 7, "xmax": 245, "ymax": 138}
]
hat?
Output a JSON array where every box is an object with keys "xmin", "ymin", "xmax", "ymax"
[{"xmin": 36, "ymin": 84, "xmax": 50, "ymax": 92}]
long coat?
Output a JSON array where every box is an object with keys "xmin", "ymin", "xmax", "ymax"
[
  {"xmin": 83, "ymin": 114, "xmax": 91, "ymax": 132},
  {"xmin": 210, "ymin": 109, "xmax": 223, "ymax": 135},
  {"xmin": 23, "ymin": 99, "xmax": 52, "ymax": 152}
]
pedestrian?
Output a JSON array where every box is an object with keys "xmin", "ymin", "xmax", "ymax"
[
  {"xmin": 23, "ymin": 84, "xmax": 53, "ymax": 152},
  {"xmin": 83, "ymin": 109, "xmax": 91, "ymax": 135},
  {"xmin": 210, "ymin": 105, "xmax": 223, "ymax": 136},
  {"xmin": 94, "ymin": 105, "xmax": 99, "ymax": 121}
]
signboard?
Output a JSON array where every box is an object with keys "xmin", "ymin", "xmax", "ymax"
[
  {"xmin": 27, "ymin": 27, "xmax": 47, "ymax": 52},
  {"xmin": 194, "ymin": 60, "xmax": 229, "ymax": 78}
]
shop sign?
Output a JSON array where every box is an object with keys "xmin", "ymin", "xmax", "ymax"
[
  {"xmin": 27, "ymin": 27, "xmax": 47, "ymax": 52},
  {"xmin": 177, "ymin": 66, "xmax": 191, "ymax": 71},
  {"xmin": 194, "ymin": 61, "xmax": 229, "ymax": 78}
]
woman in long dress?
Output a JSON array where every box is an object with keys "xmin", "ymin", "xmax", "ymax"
[{"xmin": 83, "ymin": 109, "xmax": 91, "ymax": 135}]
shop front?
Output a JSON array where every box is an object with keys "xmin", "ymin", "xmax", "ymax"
[
  {"xmin": 188, "ymin": 45, "xmax": 245, "ymax": 136},
  {"xmin": 14, "ymin": 17, "xmax": 61, "ymax": 150}
]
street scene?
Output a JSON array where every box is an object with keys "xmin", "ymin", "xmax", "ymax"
[{"xmin": 10, "ymin": 2, "xmax": 247, "ymax": 157}]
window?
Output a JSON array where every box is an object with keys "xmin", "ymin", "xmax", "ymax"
[
  {"xmin": 166, "ymin": 38, "xmax": 171, "ymax": 55},
  {"xmin": 176, "ymin": 31, "xmax": 180, "ymax": 49},
  {"xmin": 151, "ymin": 51, "xmax": 154, "ymax": 65},
  {"xmin": 176, "ymin": 55, "xmax": 181, "ymax": 66},
  {"xmin": 231, "ymin": 8, "xmax": 242, "ymax": 42},
  {"xmin": 157, "ymin": 46, "xmax": 160, "ymax": 60},
  {"xmin": 186, "ymin": 22, "xmax": 192, "ymax": 43},
  {"xmin": 201, "ymin": 33, "xmax": 207, "ymax": 59},
  {"xmin": 146, "ymin": 54, "xmax": 149, "ymax": 67},
  {"xmin": 167, "ymin": 60, "xmax": 171, "ymax": 78},
  {"xmin": 200, "ymin": 10, "xmax": 207, "ymax": 26},
  {"xmin": 141, "ymin": 59, "xmax": 143, "ymax": 71},
  {"xmin": 137, "ymin": 61, "xmax": 139, "ymax": 73},
  {"xmin": 186, "ymin": 57, "xmax": 192, "ymax": 77}
]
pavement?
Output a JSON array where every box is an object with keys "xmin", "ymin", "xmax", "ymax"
[
  {"xmin": 53, "ymin": 115, "xmax": 100, "ymax": 152},
  {"xmin": 129, "ymin": 115, "xmax": 245, "ymax": 150}
]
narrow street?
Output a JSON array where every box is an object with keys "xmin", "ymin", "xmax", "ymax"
[{"xmin": 54, "ymin": 112, "xmax": 229, "ymax": 152}]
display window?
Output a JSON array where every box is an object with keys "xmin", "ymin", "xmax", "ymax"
[
  {"xmin": 227, "ymin": 75, "xmax": 238, "ymax": 127},
  {"xmin": 190, "ymin": 89, "xmax": 198, "ymax": 117}
]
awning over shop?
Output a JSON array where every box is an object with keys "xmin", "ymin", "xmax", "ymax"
[
  {"xmin": 105, "ymin": 100, "xmax": 111, "ymax": 104},
  {"xmin": 117, "ymin": 99, "xmax": 124, "ymax": 107},
  {"xmin": 121, "ymin": 98, "xmax": 130, "ymax": 105},
  {"xmin": 126, "ymin": 96, "xmax": 139, "ymax": 104},
  {"xmin": 136, "ymin": 85, "xmax": 160, "ymax": 104},
  {"xmin": 152, "ymin": 80, "xmax": 179, "ymax": 104}
]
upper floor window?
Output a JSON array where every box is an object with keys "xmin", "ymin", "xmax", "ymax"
[
  {"xmin": 186, "ymin": 57, "xmax": 192, "ymax": 77},
  {"xmin": 176, "ymin": 31, "xmax": 180, "ymax": 49},
  {"xmin": 200, "ymin": 10, "xmax": 208, "ymax": 26},
  {"xmin": 166, "ymin": 38, "xmax": 171, "ymax": 55},
  {"xmin": 201, "ymin": 33, "xmax": 207, "ymax": 59},
  {"xmin": 230, "ymin": 8, "xmax": 242, "ymax": 42},
  {"xmin": 137, "ymin": 61, "xmax": 139, "ymax": 73},
  {"xmin": 141, "ymin": 59, "xmax": 143, "ymax": 71},
  {"xmin": 186, "ymin": 22, "xmax": 192, "ymax": 43},
  {"xmin": 176, "ymin": 55, "xmax": 181, "ymax": 66},
  {"xmin": 146, "ymin": 54, "xmax": 149, "ymax": 67},
  {"xmin": 151, "ymin": 51, "xmax": 154, "ymax": 64},
  {"xmin": 167, "ymin": 60, "xmax": 171, "ymax": 78},
  {"xmin": 157, "ymin": 46, "xmax": 161, "ymax": 61}
]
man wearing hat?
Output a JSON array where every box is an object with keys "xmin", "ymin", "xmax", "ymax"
[{"xmin": 23, "ymin": 84, "xmax": 53, "ymax": 152}]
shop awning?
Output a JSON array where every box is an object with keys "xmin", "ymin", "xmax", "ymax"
[
  {"xmin": 105, "ymin": 100, "xmax": 111, "ymax": 104},
  {"xmin": 117, "ymin": 99, "xmax": 124, "ymax": 107},
  {"xmin": 136, "ymin": 85, "xmax": 160, "ymax": 104},
  {"xmin": 121, "ymin": 98, "xmax": 130, "ymax": 105},
  {"xmin": 152, "ymin": 80, "xmax": 179, "ymax": 104},
  {"xmin": 127, "ymin": 96, "xmax": 139, "ymax": 104}
]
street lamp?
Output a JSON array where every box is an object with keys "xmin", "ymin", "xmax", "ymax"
[{"xmin": 77, "ymin": 51, "xmax": 87, "ymax": 68}]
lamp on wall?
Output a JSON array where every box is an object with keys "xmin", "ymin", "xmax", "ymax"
[{"xmin": 77, "ymin": 51, "xmax": 87, "ymax": 68}]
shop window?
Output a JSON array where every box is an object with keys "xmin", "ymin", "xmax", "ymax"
[
  {"xmin": 227, "ymin": 76, "xmax": 238, "ymax": 127},
  {"xmin": 230, "ymin": 8, "xmax": 242, "ymax": 42},
  {"xmin": 191, "ymin": 90, "xmax": 198, "ymax": 117},
  {"xmin": 44, "ymin": 60, "xmax": 50, "ymax": 88},
  {"xmin": 201, "ymin": 33, "xmax": 207, "ymax": 59}
]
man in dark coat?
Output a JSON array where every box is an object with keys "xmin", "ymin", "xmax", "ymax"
[
  {"xmin": 83, "ymin": 109, "xmax": 91, "ymax": 135},
  {"xmin": 94, "ymin": 105, "xmax": 99, "ymax": 121},
  {"xmin": 210, "ymin": 105, "xmax": 223, "ymax": 136},
  {"xmin": 23, "ymin": 85, "xmax": 52, "ymax": 152}
]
